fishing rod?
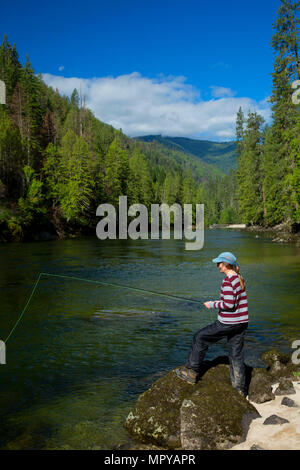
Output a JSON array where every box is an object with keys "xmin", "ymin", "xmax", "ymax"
[{"xmin": 3, "ymin": 272, "xmax": 208, "ymax": 346}]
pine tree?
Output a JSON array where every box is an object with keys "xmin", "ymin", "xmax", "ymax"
[
  {"xmin": 236, "ymin": 107, "xmax": 245, "ymax": 158},
  {"xmin": 236, "ymin": 111, "xmax": 265, "ymax": 225},
  {"xmin": 0, "ymin": 108, "xmax": 23, "ymax": 198},
  {"xmin": 21, "ymin": 55, "xmax": 43, "ymax": 168},
  {"xmin": 128, "ymin": 147, "xmax": 153, "ymax": 206},
  {"xmin": 71, "ymin": 88, "xmax": 80, "ymax": 107},
  {"xmin": 18, "ymin": 165, "xmax": 44, "ymax": 224},
  {"xmin": 59, "ymin": 132, "xmax": 94, "ymax": 222},
  {"xmin": 104, "ymin": 137, "xmax": 130, "ymax": 206},
  {"xmin": 182, "ymin": 169, "xmax": 197, "ymax": 205},
  {"xmin": 266, "ymin": 0, "xmax": 300, "ymax": 225},
  {"xmin": 0, "ymin": 35, "xmax": 21, "ymax": 104}
]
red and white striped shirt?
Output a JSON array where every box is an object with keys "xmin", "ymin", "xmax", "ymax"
[{"xmin": 212, "ymin": 274, "xmax": 248, "ymax": 324}]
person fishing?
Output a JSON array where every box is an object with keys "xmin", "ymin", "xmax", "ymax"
[{"xmin": 175, "ymin": 252, "xmax": 248, "ymax": 396}]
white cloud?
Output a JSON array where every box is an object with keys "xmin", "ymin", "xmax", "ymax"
[
  {"xmin": 58, "ymin": 66, "xmax": 65, "ymax": 72},
  {"xmin": 42, "ymin": 72, "xmax": 271, "ymax": 141},
  {"xmin": 210, "ymin": 86, "xmax": 236, "ymax": 98}
]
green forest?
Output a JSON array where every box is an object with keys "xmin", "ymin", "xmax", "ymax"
[
  {"xmin": 0, "ymin": 0, "xmax": 299, "ymax": 242},
  {"xmin": 236, "ymin": 1, "xmax": 300, "ymax": 228}
]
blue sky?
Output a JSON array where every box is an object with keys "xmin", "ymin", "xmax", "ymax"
[{"xmin": 1, "ymin": 0, "xmax": 283, "ymax": 140}]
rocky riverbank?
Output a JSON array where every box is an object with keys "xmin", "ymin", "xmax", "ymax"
[
  {"xmin": 231, "ymin": 380, "xmax": 300, "ymax": 450},
  {"xmin": 122, "ymin": 350, "xmax": 300, "ymax": 450},
  {"xmin": 209, "ymin": 222, "xmax": 300, "ymax": 244},
  {"xmin": 244, "ymin": 223, "xmax": 300, "ymax": 245}
]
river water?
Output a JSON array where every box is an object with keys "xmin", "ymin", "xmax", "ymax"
[{"xmin": 0, "ymin": 229, "xmax": 299, "ymax": 449}]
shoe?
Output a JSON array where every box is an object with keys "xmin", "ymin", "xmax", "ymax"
[{"xmin": 175, "ymin": 367, "xmax": 198, "ymax": 384}]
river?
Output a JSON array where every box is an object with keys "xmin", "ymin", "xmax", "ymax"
[{"xmin": 0, "ymin": 229, "xmax": 299, "ymax": 449}]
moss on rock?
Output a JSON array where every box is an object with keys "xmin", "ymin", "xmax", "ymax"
[
  {"xmin": 124, "ymin": 357, "xmax": 260, "ymax": 449},
  {"xmin": 261, "ymin": 348, "xmax": 300, "ymax": 381}
]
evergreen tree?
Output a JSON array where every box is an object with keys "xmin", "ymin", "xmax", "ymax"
[
  {"xmin": 59, "ymin": 131, "xmax": 94, "ymax": 222},
  {"xmin": 0, "ymin": 35, "xmax": 21, "ymax": 104},
  {"xmin": 128, "ymin": 147, "xmax": 153, "ymax": 206},
  {"xmin": 236, "ymin": 111, "xmax": 265, "ymax": 225},
  {"xmin": 0, "ymin": 108, "xmax": 23, "ymax": 198},
  {"xmin": 104, "ymin": 137, "xmax": 130, "ymax": 206},
  {"xmin": 71, "ymin": 88, "xmax": 80, "ymax": 107},
  {"xmin": 18, "ymin": 165, "xmax": 44, "ymax": 224},
  {"xmin": 235, "ymin": 107, "xmax": 245, "ymax": 158},
  {"xmin": 42, "ymin": 142, "xmax": 61, "ymax": 206},
  {"xmin": 21, "ymin": 55, "xmax": 44, "ymax": 168},
  {"xmin": 266, "ymin": 0, "xmax": 300, "ymax": 225}
]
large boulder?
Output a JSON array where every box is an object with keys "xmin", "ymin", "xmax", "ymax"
[{"xmin": 124, "ymin": 357, "xmax": 260, "ymax": 450}]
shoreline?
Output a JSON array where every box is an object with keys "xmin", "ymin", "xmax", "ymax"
[
  {"xmin": 231, "ymin": 380, "xmax": 300, "ymax": 450},
  {"xmin": 2, "ymin": 222, "xmax": 300, "ymax": 244},
  {"xmin": 123, "ymin": 376, "xmax": 300, "ymax": 451},
  {"xmin": 209, "ymin": 223, "xmax": 300, "ymax": 245}
]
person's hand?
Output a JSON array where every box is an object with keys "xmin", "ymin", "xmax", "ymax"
[{"xmin": 203, "ymin": 302, "xmax": 211, "ymax": 309}]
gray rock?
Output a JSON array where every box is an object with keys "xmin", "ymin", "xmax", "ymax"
[
  {"xmin": 281, "ymin": 397, "xmax": 297, "ymax": 408},
  {"xmin": 124, "ymin": 357, "xmax": 260, "ymax": 450},
  {"xmin": 251, "ymin": 444, "xmax": 265, "ymax": 450},
  {"xmin": 248, "ymin": 369, "xmax": 275, "ymax": 403},
  {"xmin": 263, "ymin": 415, "xmax": 290, "ymax": 425},
  {"xmin": 274, "ymin": 378, "xmax": 296, "ymax": 396}
]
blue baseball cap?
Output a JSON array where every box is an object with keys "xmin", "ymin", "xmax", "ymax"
[{"xmin": 212, "ymin": 252, "xmax": 238, "ymax": 267}]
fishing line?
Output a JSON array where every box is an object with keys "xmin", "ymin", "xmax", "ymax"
[{"xmin": 3, "ymin": 272, "xmax": 212, "ymax": 345}]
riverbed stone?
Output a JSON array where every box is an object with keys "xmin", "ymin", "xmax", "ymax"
[
  {"xmin": 251, "ymin": 444, "xmax": 265, "ymax": 450},
  {"xmin": 281, "ymin": 397, "xmax": 297, "ymax": 407},
  {"xmin": 248, "ymin": 368, "xmax": 275, "ymax": 403},
  {"xmin": 274, "ymin": 377, "xmax": 296, "ymax": 396},
  {"xmin": 263, "ymin": 415, "xmax": 290, "ymax": 425},
  {"xmin": 124, "ymin": 357, "xmax": 260, "ymax": 450}
]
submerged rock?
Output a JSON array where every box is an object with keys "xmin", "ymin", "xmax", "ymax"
[{"xmin": 124, "ymin": 357, "xmax": 260, "ymax": 450}]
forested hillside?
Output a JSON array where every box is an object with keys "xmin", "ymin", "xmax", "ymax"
[
  {"xmin": 0, "ymin": 1, "xmax": 298, "ymax": 243},
  {"xmin": 135, "ymin": 135, "xmax": 237, "ymax": 174},
  {"xmin": 0, "ymin": 36, "xmax": 237, "ymax": 242}
]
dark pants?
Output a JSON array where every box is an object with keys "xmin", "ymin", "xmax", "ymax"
[{"xmin": 185, "ymin": 320, "xmax": 248, "ymax": 393}]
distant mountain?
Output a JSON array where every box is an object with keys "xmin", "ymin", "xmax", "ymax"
[{"xmin": 135, "ymin": 135, "xmax": 237, "ymax": 174}]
